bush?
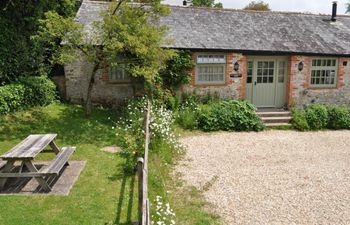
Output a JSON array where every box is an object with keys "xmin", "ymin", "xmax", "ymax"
[
  {"xmin": 113, "ymin": 97, "xmax": 181, "ymax": 172},
  {"xmin": 197, "ymin": 100, "xmax": 264, "ymax": 132},
  {"xmin": 159, "ymin": 50, "xmax": 194, "ymax": 92},
  {"xmin": 291, "ymin": 109, "xmax": 309, "ymax": 131},
  {"xmin": 0, "ymin": 84, "xmax": 26, "ymax": 114},
  {"xmin": 19, "ymin": 76, "xmax": 57, "ymax": 106},
  {"xmin": 0, "ymin": 76, "xmax": 56, "ymax": 115},
  {"xmin": 305, "ymin": 104, "xmax": 329, "ymax": 130},
  {"xmin": 327, "ymin": 105, "xmax": 350, "ymax": 129},
  {"xmin": 291, "ymin": 103, "xmax": 350, "ymax": 131},
  {"xmin": 176, "ymin": 109, "xmax": 198, "ymax": 130}
]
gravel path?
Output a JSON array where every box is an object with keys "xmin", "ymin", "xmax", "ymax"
[{"xmin": 177, "ymin": 131, "xmax": 350, "ymax": 225}]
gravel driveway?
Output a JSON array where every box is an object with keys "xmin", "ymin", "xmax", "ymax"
[{"xmin": 177, "ymin": 131, "xmax": 350, "ymax": 225}]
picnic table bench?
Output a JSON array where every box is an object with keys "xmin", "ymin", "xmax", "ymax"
[{"xmin": 0, "ymin": 134, "xmax": 75, "ymax": 192}]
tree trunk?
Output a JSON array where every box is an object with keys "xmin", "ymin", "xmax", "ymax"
[{"xmin": 85, "ymin": 63, "xmax": 100, "ymax": 117}]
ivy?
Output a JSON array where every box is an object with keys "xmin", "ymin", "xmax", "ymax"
[{"xmin": 159, "ymin": 50, "xmax": 194, "ymax": 93}]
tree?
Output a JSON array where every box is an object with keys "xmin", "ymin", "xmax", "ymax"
[
  {"xmin": 243, "ymin": 1, "xmax": 271, "ymax": 11},
  {"xmin": 192, "ymin": 0, "xmax": 223, "ymax": 8},
  {"xmin": 34, "ymin": 1, "xmax": 174, "ymax": 117},
  {"xmin": 347, "ymin": 2, "xmax": 350, "ymax": 13},
  {"xmin": 0, "ymin": 0, "xmax": 78, "ymax": 85}
]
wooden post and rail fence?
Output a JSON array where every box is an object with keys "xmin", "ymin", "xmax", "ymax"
[{"xmin": 136, "ymin": 99, "xmax": 151, "ymax": 225}]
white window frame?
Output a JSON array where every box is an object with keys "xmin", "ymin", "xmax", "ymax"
[
  {"xmin": 109, "ymin": 64, "xmax": 131, "ymax": 83},
  {"xmin": 195, "ymin": 54, "xmax": 226, "ymax": 85},
  {"xmin": 310, "ymin": 58, "xmax": 338, "ymax": 88}
]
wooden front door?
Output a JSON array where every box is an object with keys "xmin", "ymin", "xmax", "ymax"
[{"xmin": 246, "ymin": 57, "xmax": 288, "ymax": 108}]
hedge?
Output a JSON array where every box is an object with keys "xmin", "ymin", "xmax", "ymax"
[
  {"xmin": 197, "ymin": 100, "xmax": 265, "ymax": 132},
  {"xmin": 291, "ymin": 104, "xmax": 350, "ymax": 131},
  {"xmin": 0, "ymin": 76, "xmax": 56, "ymax": 115}
]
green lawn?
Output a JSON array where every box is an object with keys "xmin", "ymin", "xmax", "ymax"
[
  {"xmin": 0, "ymin": 103, "xmax": 138, "ymax": 225},
  {"xmin": 0, "ymin": 103, "xmax": 221, "ymax": 225}
]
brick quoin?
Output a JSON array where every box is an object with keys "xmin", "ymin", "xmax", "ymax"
[
  {"xmin": 287, "ymin": 56, "xmax": 299, "ymax": 107},
  {"xmin": 239, "ymin": 55, "xmax": 247, "ymax": 100},
  {"xmin": 101, "ymin": 63, "xmax": 109, "ymax": 81},
  {"xmin": 337, "ymin": 58, "xmax": 345, "ymax": 88},
  {"xmin": 226, "ymin": 53, "xmax": 234, "ymax": 85},
  {"xmin": 303, "ymin": 57, "xmax": 311, "ymax": 89}
]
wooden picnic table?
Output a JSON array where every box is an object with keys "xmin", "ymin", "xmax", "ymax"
[{"xmin": 0, "ymin": 134, "xmax": 75, "ymax": 192}]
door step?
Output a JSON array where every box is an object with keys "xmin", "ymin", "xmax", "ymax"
[
  {"xmin": 257, "ymin": 110, "xmax": 292, "ymax": 127},
  {"xmin": 265, "ymin": 123, "xmax": 292, "ymax": 127}
]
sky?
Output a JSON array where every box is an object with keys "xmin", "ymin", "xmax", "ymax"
[{"xmin": 163, "ymin": 0, "xmax": 349, "ymax": 14}]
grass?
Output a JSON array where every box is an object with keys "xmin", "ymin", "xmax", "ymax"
[
  {"xmin": 0, "ymin": 103, "xmax": 221, "ymax": 225},
  {"xmin": 148, "ymin": 137, "xmax": 222, "ymax": 225},
  {"xmin": 0, "ymin": 103, "xmax": 138, "ymax": 225}
]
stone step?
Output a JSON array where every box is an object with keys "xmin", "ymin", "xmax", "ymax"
[
  {"xmin": 256, "ymin": 111, "xmax": 291, "ymax": 117},
  {"xmin": 265, "ymin": 123, "xmax": 292, "ymax": 127},
  {"xmin": 261, "ymin": 116, "xmax": 292, "ymax": 123}
]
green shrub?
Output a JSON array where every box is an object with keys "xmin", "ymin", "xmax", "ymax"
[
  {"xmin": 176, "ymin": 109, "xmax": 198, "ymax": 130},
  {"xmin": 197, "ymin": 100, "xmax": 264, "ymax": 132},
  {"xmin": 159, "ymin": 50, "xmax": 194, "ymax": 92},
  {"xmin": 305, "ymin": 104, "xmax": 329, "ymax": 130},
  {"xmin": 291, "ymin": 109, "xmax": 309, "ymax": 131},
  {"xmin": 327, "ymin": 105, "xmax": 350, "ymax": 129},
  {"xmin": 0, "ymin": 84, "xmax": 26, "ymax": 114},
  {"xmin": 0, "ymin": 76, "xmax": 56, "ymax": 115},
  {"xmin": 19, "ymin": 76, "xmax": 57, "ymax": 106}
]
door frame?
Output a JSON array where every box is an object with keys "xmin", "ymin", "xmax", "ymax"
[{"xmin": 246, "ymin": 56, "xmax": 288, "ymax": 108}]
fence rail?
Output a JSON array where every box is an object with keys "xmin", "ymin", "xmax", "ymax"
[{"xmin": 137, "ymin": 99, "xmax": 151, "ymax": 225}]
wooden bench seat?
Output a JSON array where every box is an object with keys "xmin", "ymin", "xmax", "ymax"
[
  {"xmin": 0, "ymin": 161, "xmax": 6, "ymax": 170},
  {"xmin": 39, "ymin": 147, "xmax": 75, "ymax": 175}
]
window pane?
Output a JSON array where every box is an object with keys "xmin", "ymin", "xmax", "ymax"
[
  {"xmin": 109, "ymin": 65, "xmax": 130, "ymax": 82},
  {"xmin": 310, "ymin": 58, "xmax": 337, "ymax": 87},
  {"xmin": 197, "ymin": 65, "xmax": 225, "ymax": 84},
  {"xmin": 197, "ymin": 54, "xmax": 225, "ymax": 64}
]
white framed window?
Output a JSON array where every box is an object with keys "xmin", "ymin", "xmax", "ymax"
[
  {"xmin": 109, "ymin": 64, "xmax": 131, "ymax": 83},
  {"xmin": 310, "ymin": 58, "xmax": 337, "ymax": 88},
  {"xmin": 196, "ymin": 54, "xmax": 226, "ymax": 85},
  {"xmin": 247, "ymin": 61, "xmax": 253, "ymax": 84}
]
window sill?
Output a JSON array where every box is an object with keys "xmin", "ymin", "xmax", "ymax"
[
  {"xmin": 307, "ymin": 86, "xmax": 338, "ymax": 90},
  {"xmin": 194, "ymin": 83, "xmax": 226, "ymax": 87},
  {"xmin": 108, "ymin": 81, "xmax": 132, "ymax": 84}
]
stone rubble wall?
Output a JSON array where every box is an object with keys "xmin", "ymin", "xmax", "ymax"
[
  {"xmin": 289, "ymin": 56, "xmax": 350, "ymax": 107},
  {"xmin": 64, "ymin": 55, "xmax": 134, "ymax": 106},
  {"xmin": 64, "ymin": 52, "xmax": 350, "ymax": 108},
  {"xmin": 183, "ymin": 52, "xmax": 247, "ymax": 100}
]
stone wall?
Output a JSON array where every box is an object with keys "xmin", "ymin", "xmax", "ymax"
[
  {"xmin": 288, "ymin": 56, "xmax": 350, "ymax": 107},
  {"xmin": 64, "ymin": 52, "xmax": 350, "ymax": 108},
  {"xmin": 183, "ymin": 52, "xmax": 247, "ymax": 100},
  {"xmin": 51, "ymin": 75, "xmax": 66, "ymax": 100},
  {"xmin": 64, "ymin": 55, "xmax": 134, "ymax": 106}
]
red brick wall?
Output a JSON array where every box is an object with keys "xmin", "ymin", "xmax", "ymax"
[
  {"xmin": 101, "ymin": 63, "xmax": 109, "ymax": 81},
  {"xmin": 337, "ymin": 58, "xmax": 346, "ymax": 88},
  {"xmin": 184, "ymin": 51, "xmax": 244, "ymax": 100}
]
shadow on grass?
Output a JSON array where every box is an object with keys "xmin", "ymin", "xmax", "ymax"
[
  {"xmin": 109, "ymin": 166, "xmax": 137, "ymax": 225},
  {"xmin": 0, "ymin": 103, "xmax": 117, "ymax": 146}
]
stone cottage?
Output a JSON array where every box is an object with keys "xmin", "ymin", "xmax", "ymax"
[{"xmin": 65, "ymin": 1, "xmax": 350, "ymax": 108}]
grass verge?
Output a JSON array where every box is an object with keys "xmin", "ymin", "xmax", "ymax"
[{"xmin": 0, "ymin": 103, "xmax": 137, "ymax": 225}]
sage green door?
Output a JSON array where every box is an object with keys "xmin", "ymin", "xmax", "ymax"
[{"xmin": 246, "ymin": 57, "xmax": 287, "ymax": 108}]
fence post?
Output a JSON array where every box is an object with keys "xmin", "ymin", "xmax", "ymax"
[
  {"xmin": 137, "ymin": 157, "xmax": 144, "ymax": 225},
  {"xmin": 146, "ymin": 199, "xmax": 150, "ymax": 225}
]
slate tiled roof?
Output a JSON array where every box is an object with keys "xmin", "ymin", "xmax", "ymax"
[{"xmin": 76, "ymin": 0, "xmax": 350, "ymax": 56}]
